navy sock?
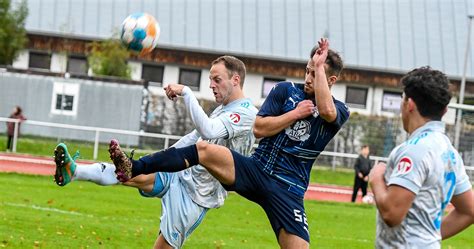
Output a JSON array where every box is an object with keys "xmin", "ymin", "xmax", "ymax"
[{"xmin": 131, "ymin": 145, "xmax": 199, "ymax": 176}]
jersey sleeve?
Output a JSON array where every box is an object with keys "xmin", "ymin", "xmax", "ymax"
[
  {"xmin": 171, "ymin": 129, "xmax": 201, "ymax": 148},
  {"xmin": 257, "ymin": 82, "xmax": 287, "ymax": 117},
  {"xmin": 454, "ymin": 155, "xmax": 472, "ymax": 195},
  {"xmin": 387, "ymin": 148, "xmax": 428, "ymax": 195},
  {"xmin": 331, "ymin": 100, "xmax": 350, "ymax": 128},
  {"xmin": 182, "ymin": 86, "xmax": 229, "ymax": 140},
  {"xmin": 217, "ymin": 104, "xmax": 257, "ymax": 139}
]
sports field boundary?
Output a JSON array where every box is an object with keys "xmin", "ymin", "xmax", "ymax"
[{"xmin": 0, "ymin": 152, "xmax": 369, "ymax": 203}]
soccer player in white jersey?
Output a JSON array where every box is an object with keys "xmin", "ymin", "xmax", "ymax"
[
  {"xmin": 53, "ymin": 55, "xmax": 258, "ymax": 249},
  {"xmin": 369, "ymin": 66, "xmax": 474, "ymax": 248}
]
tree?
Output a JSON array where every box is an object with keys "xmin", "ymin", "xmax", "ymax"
[
  {"xmin": 87, "ymin": 39, "xmax": 131, "ymax": 79},
  {"xmin": 0, "ymin": 0, "xmax": 28, "ymax": 65}
]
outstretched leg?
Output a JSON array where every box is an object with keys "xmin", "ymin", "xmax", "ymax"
[
  {"xmin": 53, "ymin": 142, "xmax": 158, "ymax": 191},
  {"xmin": 109, "ymin": 139, "xmax": 236, "ymax": 186},
  {"xmin": 195, "ymin": 141, "xmax": 235, "ymax": 185},
  {"xmin": 53, "ymin": 143, "xmax": 79, "ymax": 186}
]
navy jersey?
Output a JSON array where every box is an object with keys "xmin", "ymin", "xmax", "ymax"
[{"xmin": 252, "ymin": 82, "xmax": 350, "ymax": 196}]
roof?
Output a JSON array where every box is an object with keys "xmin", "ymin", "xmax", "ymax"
[{"xmin": 14, "ymin": 0, "xmax": 474, "ymax": 78}]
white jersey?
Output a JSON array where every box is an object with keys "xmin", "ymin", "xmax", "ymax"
[
  {"xmin": 179, "ymin": 98, "xmax": 258, "ymax": 208},
  {"xmin": 376, "ymin": 121, "xmax": 472, "ymax": 249}
]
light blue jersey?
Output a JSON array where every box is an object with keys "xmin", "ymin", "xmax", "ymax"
[
  {"xmin": 376, "ymin": 121, "xmax": 472, "ymax": 248},
  {"xmin": 179, "ymin": 98, "xmax": 258, "ymax": 208}
]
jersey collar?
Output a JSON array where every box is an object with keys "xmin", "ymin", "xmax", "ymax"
[{"xmin": 408, "ymin": 121, "xmax": 445, "ymax": 140}]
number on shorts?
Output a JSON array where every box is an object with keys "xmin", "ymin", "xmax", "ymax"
[{"xmin": 294, "ymin": 209, "xmax": 309, "ymax": 233}]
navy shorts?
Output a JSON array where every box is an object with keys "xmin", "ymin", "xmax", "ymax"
[{"xmin": 223, "ymin": 149, "xmax": 310, "ymax": 243}]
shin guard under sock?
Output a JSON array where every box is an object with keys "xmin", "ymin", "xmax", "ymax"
[{"xmin": 131, "ymin": 145, "xmax": 199, "ymax": 176}]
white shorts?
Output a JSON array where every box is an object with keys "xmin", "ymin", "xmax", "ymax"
[{"xmin": 139, "ymin": 172, "xmax": 208, "ymax": 248}]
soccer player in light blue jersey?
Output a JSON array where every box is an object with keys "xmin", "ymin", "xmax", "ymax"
[
  {"xmin": 54, "ymin": 55, "xmax": 258, "ymax": 249},
  {"xmin": 369, "ymin": 66, "xmax": 474, "ymax": 248},
  {"xmin": 110, "ymin": 38, "xmax": 349, "ymax": 248}
]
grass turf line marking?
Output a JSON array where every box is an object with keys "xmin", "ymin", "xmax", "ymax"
[
  {"xmin": 3, "ymin": 202, "xmax": 93, "ymax": 217},
  {"xmin": 314, "ymin": 234, "xmax": 371, "ymax": 243}
]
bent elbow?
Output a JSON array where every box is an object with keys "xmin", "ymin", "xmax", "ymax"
[
  {"xmin": 319, "ymin": 109, "xmax": 337, "ymax": 123},
  {"xmin": 253, "ymin": 127, "xmax": 265, "ymax": 139},
  {"xmin": 381, "ymin": 212, "xmax": 404, "ymax": 227},
  {"xmin": 196, "ymin": 127, "xmax": 215, "ymax": 140}
]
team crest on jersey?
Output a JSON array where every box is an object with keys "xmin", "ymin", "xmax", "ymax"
[
  {"xmin": 395, "ymin": 156, "xmax": 413, "ymax": 175},
  {"xmin": 285, "ymin": 120, "xmax": 311, "ymax": 141},
  {"xmin": 229, "ymin": 113, "xmax": 241, "ymax": 123}
]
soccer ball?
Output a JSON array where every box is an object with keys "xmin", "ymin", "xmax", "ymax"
[
  {"xmin": 121, "ymin": 13, "xmax": 160, "ymax": 55},
  {"xmin": 362, "ymin": 195, "xmax": 374, "ymax": 204}
]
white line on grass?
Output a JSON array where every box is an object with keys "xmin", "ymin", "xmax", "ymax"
[
  {"xmin": 314, "ymin": 234, "xmax": 371, "ymax": 243},
  {"xmin": 3, "ymin": 202, "xmax": 93, "ymax": 217}
]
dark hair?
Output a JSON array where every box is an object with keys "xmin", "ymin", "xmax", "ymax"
[
  {"xmin": 361, "ymin": 145, "xmax": 369, "ymax": 149},
  {"xmin": 212, "ymin": 55, "xmax": 246, "ymax": 88},
  {"xmin": 15, "ymin": 106, "xmax": 22, "ymax": 115},
  {"xmin": 310, "ymin": 46, "xmax": 344, "ymax": 77},
  {"xmin": 401, "ymin": 66, "xmax": 451, "ymax": 120}
]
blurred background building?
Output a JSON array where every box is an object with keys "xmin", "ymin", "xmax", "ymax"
[{"xmin": 1, "ymin": 0, "xmax": 473, "ymax": 167}]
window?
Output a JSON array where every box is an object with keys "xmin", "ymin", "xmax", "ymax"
[
  {"xmin": 382, "ymin": 91, "xmax": 402, "ymax": 112},
  {"xmin": 50, "ymin": 82, "xmax": 80, "ymax": 116},
  {"xmin": 67, "ymin": 56, "xmax": 88, "ymax": 74},
  {"xmin": 55, "ymin": 94, "xmax": 74, "ymax": 111},
  {"xmin": 142, "ymin": 64, "xmax": 164, "ymax": 85},
  {"xmin": 179, "ymin": 68, "xmax": 201, "ymax": 90},
  {"xmin": 29, "ymin": 51, "xmax": 51, "ymax": 70},
  {"xmin": 262, "ymin": 77, "xmax": 285, "ymax": 98},
  {"xmin": 346, "ymin": 86, "xmax": 368, "ymax": 109}
]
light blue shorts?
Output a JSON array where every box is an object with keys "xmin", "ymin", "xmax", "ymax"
[{"xmin": 139, "ymin": 172, "xmax": 208, "ymax": 248}]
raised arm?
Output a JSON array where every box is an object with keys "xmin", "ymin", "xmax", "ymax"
[
  {"xmin": 312, "ymin": 38, "xmax": 337, "ymax": 122},
  {"xmin": 164, "ymin": 84, "xmax": 228, "ymax": 140},
  {"xmin": 253, "ymin": 100, "xmax": 314, "ymax": 138}
]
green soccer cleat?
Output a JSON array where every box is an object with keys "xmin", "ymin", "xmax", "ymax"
[{"xmin": 53, "ymin": 143, "xmax": 79, "ymax": 186}]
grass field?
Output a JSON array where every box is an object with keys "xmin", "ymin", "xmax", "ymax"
[
  {"xmin": 0, "ymin": 135, "xmax": 357, "ymax": 186},
  {"xmin": 1, "ymin": 173, "xmax": 473, "ymax": 248}
]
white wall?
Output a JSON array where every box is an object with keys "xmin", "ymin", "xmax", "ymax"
[
  {"xmin": 243, "ymin": 74, "xmax": 265, "ymax": 106},
  {"xmin": 128, "ymin": 61, "xmax": 142, "ymax": 81},
  {"xmin": 162, "ymin": 65, "xmax": 179, "ymax": 87},
  {"xmin": 12, "ymin": 50, "xmax": 29, "ymax": 69},
  {"xmin": 50, "ymin": 53, "xmax": 67, "ymax": 73},
  {"xmin": 331, "ymin": 83, "xmax": 346, "ymax": 105},
  {"xmin": 443, "ymin": 98, "xmax": 458, "ymax": 125},
  {"xmin": 196, "ymin": 68, "xmax": 212, "ymax": 99},
  {"xmin": 11, "ymin": 50, "xmax": 419, "ymax": 118}
]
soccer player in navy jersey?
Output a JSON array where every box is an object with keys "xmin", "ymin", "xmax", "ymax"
[{"xmin": 110, "ymin": 38, "xmax": 349, "ymax": 248}]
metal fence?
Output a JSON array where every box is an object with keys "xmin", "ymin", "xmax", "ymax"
[{"xmin": 1, "ymin": 115, "xmax": 473, "ymax": 183}]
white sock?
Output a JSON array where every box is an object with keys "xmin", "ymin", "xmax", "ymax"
[{"xmin": 72, "ymin": 163, "xmax": 120, "ymax": 185}]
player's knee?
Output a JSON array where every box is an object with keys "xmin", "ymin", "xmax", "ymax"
[
  {"xmin": 196, "ymin": 141, "xmax": 211, "ymax": 158},
  {"xmin": 127, "ymin": 174, "xmax": 148, "ymax": 185}
]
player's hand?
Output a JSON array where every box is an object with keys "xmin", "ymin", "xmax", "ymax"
[
  {"xmin": 369, "ymin": 162, "xmax": 387, "ymax": 185},
  {"xmin": 164, "ymin": 83, "xmax": 185, "ymax": 101},
  {"xmin": 292, "ymin": 100, "xmax": 315, "ymax": 119},
  {"xmin": 312, "ymin": 38, "xmax": 329, "ymax": 69},
  {"xmin": 364, "ymin": 176, "xmax": 369, "ymax": 182},
  {"xmin": 358, "ymin": 172, "xmax": 364, "ymax": 179}
]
